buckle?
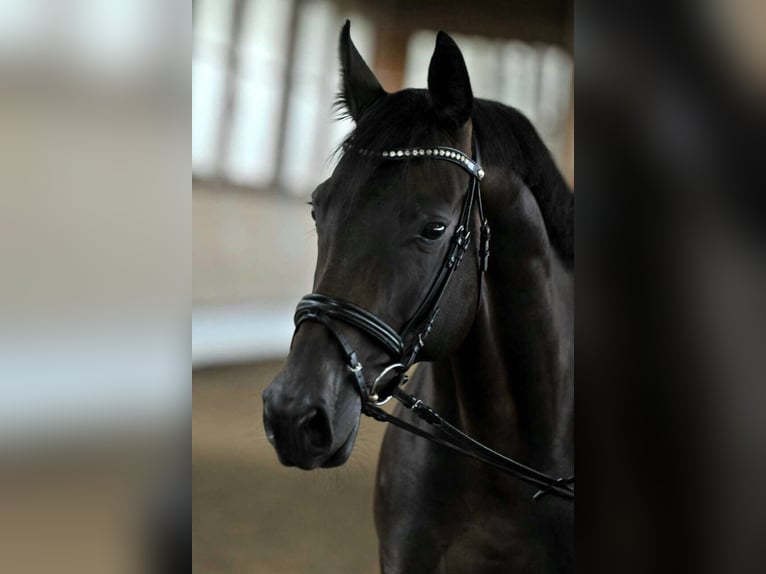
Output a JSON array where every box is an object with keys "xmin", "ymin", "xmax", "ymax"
[
  {"xmin": 454, "ymin": 227, "xmax": 471, "ymax": 249},
  {"xmin": 347, "ymin": 362, "xmax": 363, "ymax": 373},
  {"xmin": 479, "ymin": 220, "xmax": 491, "ymax": 272},
  {"xmin": 446, "ymin": 228, "xmax": 472, "ymax": 269}
]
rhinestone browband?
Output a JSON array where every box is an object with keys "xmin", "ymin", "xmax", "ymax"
[{"xmin": 345, "ymin": 144, "xmax": 485, "ymax": 180}]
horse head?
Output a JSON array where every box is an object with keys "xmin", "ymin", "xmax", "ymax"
[{"xmin": 263, "ymin": 22, "xmax": 484, "ymax": 469}]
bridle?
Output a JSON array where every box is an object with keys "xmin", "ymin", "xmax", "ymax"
[
  {"xmin": 297, "ymin": 141, "xmax": 487, "ymax": 398},
  {"xmin": 292, "ymin": 135, "xmax": 574, "ymax": 501}
]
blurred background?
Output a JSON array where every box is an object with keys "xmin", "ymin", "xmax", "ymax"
[
  {"xmin": 192, "ymin": 0, "xmax": 572, "ymax": 572},
  {"xmin": 0, "ymin": 1, "xmax": 188, "ymax": 573}
]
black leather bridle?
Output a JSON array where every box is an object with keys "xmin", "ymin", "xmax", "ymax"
[{"xmin": 292, "ymin": 136, "xmax": 574, "ymax": 501}]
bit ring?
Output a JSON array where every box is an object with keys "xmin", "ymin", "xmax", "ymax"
[{"xmin": 368, "ymin": 363, "xmax": 405, "ymax": 406}]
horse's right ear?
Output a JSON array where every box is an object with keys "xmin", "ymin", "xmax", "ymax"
[
  {"xmin": 427, "ymin": 31, "xmax": 473, "ymax": 131},
  {"xmin": 337, "ymin": 20, "xmax": 385, "ymax": 122}
]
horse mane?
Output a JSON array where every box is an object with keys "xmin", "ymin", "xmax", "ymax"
[
  {"xmin": 333, "ymin": 91, "xmax": 574, "ymax": 268},
  {"xmin": 473, "ymin": 99, "xmax": 574, "ymax": 268}
]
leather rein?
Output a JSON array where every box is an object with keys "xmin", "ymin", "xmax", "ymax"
[{"xmin": 292, "ymin": 136, "xmax": 574, "ymax": 502}]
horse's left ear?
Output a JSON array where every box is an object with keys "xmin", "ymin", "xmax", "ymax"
[
  {"xmin": 338, "ymin": 20, "xmax": 385, "ymax": 122},
  {"xmin": 428, "ymin": 31, "xmax": 473, "ymax": 131}
]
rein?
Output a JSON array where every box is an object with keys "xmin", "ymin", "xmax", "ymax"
[{"xmin": 293, "ymin": 136, "xmax": 574, "ymax": 502}]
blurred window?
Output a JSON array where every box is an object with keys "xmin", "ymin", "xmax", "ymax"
[
  {"xmin": 192, "ymin": 2, "xmax": 571, "ymax": 194},
  {"xmin": 192, "ymin": 0, "xmax": 373, "ymax": 194},
  {"xmin": 193, "ymin": 0, "xmax": 236, "ymax": 177}
]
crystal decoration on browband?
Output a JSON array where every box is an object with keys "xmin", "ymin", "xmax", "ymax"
[{"xmin": 343, "ymin": 142, "xmax": 485, "ymax": 181}]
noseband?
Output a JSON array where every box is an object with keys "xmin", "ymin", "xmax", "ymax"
[{"xmin": 292, "ymin": 135, "xmax": 574, "ymax": 501}]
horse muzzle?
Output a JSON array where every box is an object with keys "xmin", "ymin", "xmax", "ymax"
[{"xmin": 262, "ymin": 369, "xmax": 361, "ymax": 469}]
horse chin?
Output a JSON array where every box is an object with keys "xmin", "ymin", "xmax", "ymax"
[{"xmin": 321, "ymin": 420, "xmax": 360, "ymax": 468}]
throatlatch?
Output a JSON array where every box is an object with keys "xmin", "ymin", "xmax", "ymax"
[{"xmin": 292, "ymin": 134, "xmax": 574, "ymax": 502}]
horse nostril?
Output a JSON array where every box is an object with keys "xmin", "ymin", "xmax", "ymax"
[
  {"xmin": 263, "ymin": 415, "xmax": 275, "ymax": 446},
  {"xmin": 298, "ymin": 408, "xmax": 332, "ymax": 452},
  {"xmin": 262, "ymin": 403, "xmax": 276, "ymax": 445}
]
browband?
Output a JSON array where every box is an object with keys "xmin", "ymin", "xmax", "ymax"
[{"xmin": 347, "ymin": 143, "xmax": 485, "ymax": 181}]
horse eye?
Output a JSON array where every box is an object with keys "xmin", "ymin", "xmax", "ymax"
[
  {"xmin": 307, "ymin": 201, "xmax": 316, "ymax": 221},
  {"xmin": 422, "ymin": 222, "xmax": 447, "ymax": 240}
]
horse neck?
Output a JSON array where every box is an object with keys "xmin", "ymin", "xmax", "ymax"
[{"xmin": 434, "ymin": 184, "xmax": 574, "ymax": 469}]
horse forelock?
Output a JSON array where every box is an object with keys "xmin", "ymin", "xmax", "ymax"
[{"xmin": 329, "ymin": 90, "xmax": 462, "ymax": 202}]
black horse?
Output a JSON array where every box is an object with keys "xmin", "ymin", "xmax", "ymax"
[{"xmin": 263, "ymin": 22, "xmax": 573, "ymax": 573}]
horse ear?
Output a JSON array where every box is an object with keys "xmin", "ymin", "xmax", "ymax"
[
  {"xmin": 427, "ymin": 31, "xmax": 473, "ymax": 131},
  {"xmin": 338, "ymin": 20, "xmax": 385, "ymax": 122}
]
